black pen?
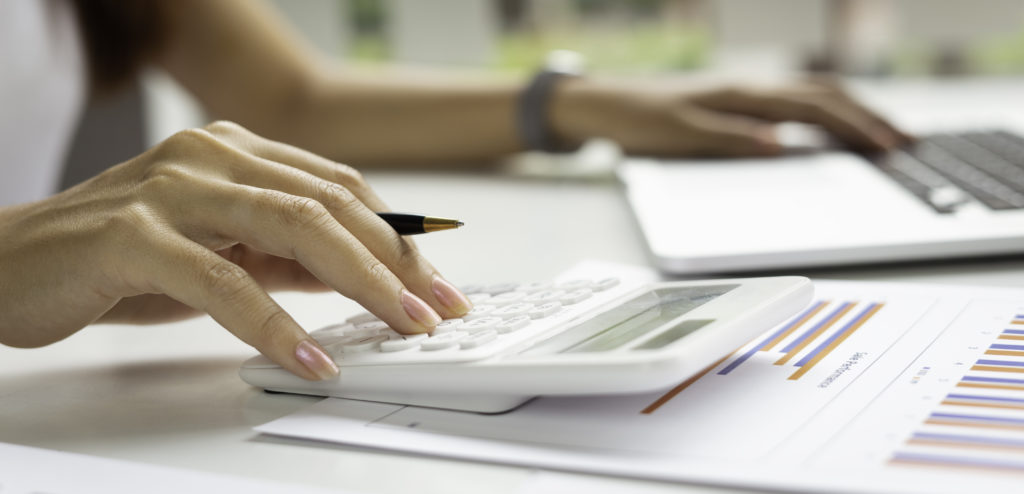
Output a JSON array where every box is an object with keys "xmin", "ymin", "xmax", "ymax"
[{"xmin": 378, "ymin": 212, "xmax": 464, "ymax": 235}]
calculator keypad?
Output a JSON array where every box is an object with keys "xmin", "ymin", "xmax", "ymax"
[{"xmin": 307, "ymin": 277, "xmax": 623, "ymax": 365}]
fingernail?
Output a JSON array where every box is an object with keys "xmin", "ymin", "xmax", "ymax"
[
  {"xmin": 295, "ymin": 340, "xmax": 339, "ymax": 380},
  {"xmin": 402, "ymin": 289, "xmax": 442, "ymax": 328},
  {"xmin": 431, "ymin": 274, "xmax": 473, "ymax": 315}
]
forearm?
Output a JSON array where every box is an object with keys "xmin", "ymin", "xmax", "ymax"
[{"xmin": 254, "ymin": 70, "xmax": 525, "ymax": 168}]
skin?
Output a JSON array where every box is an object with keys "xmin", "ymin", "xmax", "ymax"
[{"xmin": 0, "ymin": 0, "xmax": 909, "ymax": 379}]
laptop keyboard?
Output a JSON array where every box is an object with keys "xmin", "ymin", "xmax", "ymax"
[{"xmin": 872, "ymin": 131, "xmax": 1024, "ymax": 213}]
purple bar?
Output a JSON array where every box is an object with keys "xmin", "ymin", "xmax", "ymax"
[
  {"xmin": 781, "ymin": 302, "xmax": 854, "ymax": 353},
  {"xmin": 717, "ymin": 300, "xmax": 828, "ymax": 375},
  {"xmin": 913, "ymin": 431, "xmax": 1024, "ymax": 449},
  {"xmin": 892, "ymin": 451, "xmax": 1024, "ymax": 471},
  {"xmin": 794, "ymin": 303, "xmax": 881, "ymax": 367},
  {"xmin": 931, "ymin": 412, "xmax": 1024, "ymax": 426},
  {"xmin": 1003, "ymin": 329, "xmax": 1024, "ymax": 335},
  {"xmin": 962, "ymin": 376, "xmax": 1024, "ymax": 385},
  {"xmin": 946, "ymin": 393, "xmax": 1024, "ymax": 405},
  {"xmin": 991, "ymin": 344, "xmax": 1024, "ymax": 351},
  {"xmin": 976, "ymin": 359, "xmax": 1024, "ymax": 368}
]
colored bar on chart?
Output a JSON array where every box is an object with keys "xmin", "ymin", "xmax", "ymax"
[
  {"xmin": 1003, "ymin": 329, "xmax": 1024, "ymax": 335},
  {"xmin": 642, "ymin": 353, "xmax": 733, "ymax": 414},
  {"xmin": 717, "ymin": 301, "xmax": 829, "ymax": 376},
  {"xmin": 987, "ymin": 343, "xmax": 1024, "ymax": 357},
  {"xmin": 788, "ymin": 303, "xmax": 884, "ymax": 380},
  {"xmin": 759, "ymin": 300, "xmax": 829, "ymax": 352},
  {"xmin": 775, "ymin": 302, "xmax": 856, "ymax": 366},
  {"xmin": 926, "ymin": 412, "xmax": 1024, "ymax": 431},
  {"xmin": 907, "ymin": 432, "xmax": 1024, "ymax": 452},
  {"xmin": 941, "ymin": 393, "xmax": 1024, "ymax": 410},
  {"xmin": 972, "ymin": 359, "xmax": 1024, "ymax": 374},
  {"xmin": 958, "ymin": 376, "xmax": 1024, "ymax": 392},
  {"xmin": 890, "ymin": 452, "xmax": 1024, "ymax": 473}
]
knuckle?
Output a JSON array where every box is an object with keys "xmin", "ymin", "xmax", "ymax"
[
  {"xmin": 204, "ymin": 120, "xmax": 248, "ymax": 136},
  {"xmin": 201, "ymin": 261, "xmax": 251, "ymax": 302},
  {"xmin": 251, "ymin": 309, "xmax": 295, "ymax": 349},
  {"xmin": 165, "ymin": 127, "xmax": 220, "ymax": 149},
  {"xmin": 275, "ymin": 194, "xmax": 333, "ymax": 231},
  {"xmin": 363, "ymin": 258, "xmax": 394, "ymax": 286},
  {"xmin": 332, "ymin": 163, "xmax": 366, "ymax": 189},
  {"xmin": 315, "ymin": 180, "xmax": 360, "ymax": 212}
]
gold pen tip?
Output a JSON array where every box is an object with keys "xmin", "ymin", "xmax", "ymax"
[{"xmin": 422, "ymin": 217, "xmax": 464, "ymax": 233}]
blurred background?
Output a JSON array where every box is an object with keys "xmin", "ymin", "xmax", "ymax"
[{"xmin": 63, "ymin": 0, "xmax": 1024, "ymax": 186}]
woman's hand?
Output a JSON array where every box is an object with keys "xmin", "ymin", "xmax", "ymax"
[
  {"xmin": 0, "ymin": 121, "xmax": 472, "ymax": 380},
  {"xmin": 550, "ymin": 78, "xmax": 911, "ymax": 157}
]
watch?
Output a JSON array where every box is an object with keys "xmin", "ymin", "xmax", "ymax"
[{"xmin": 517, "ymin": 50, "xmax": 586, "ymax": 152}]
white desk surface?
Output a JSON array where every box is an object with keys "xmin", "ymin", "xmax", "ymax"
[{"xmin": 5, "ymin": 128, "xmax": 1024, "ymax": 493}]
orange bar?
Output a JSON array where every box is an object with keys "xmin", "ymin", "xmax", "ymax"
[
  {"xmin": 926, "ymin": 418, "xmax": 1024, "ymax": 432},
  {"xmin": 1011, "ymin": 320, "xmax": 1024, "ymax": 325},
  {"xmin": 759, "ymin": 301, "xmax": 829, "ymax": 352},
  {"xmin": 998, "ymin": 335, "xmax": 1024, "ymax": 341},
  {"xmin": 971, "ymin": 365, "xmax": 1024, "ymax": 374},
  {"xmin": 788, "ymin": 303, "xmax": 883, "ymax": 380},
  {"xmin": 957, "ymin": 382, "xmax": 1024, "ymax": 392},
  {"xmin": 641, "ymin": 353, "xmax": 732, "ymax": 415},
  {"xmin": 942, "ymin": 399, "xmax": 1024, "ymax": 411},
  {"xmin": 775, "ymin": 303, "xmax": 856, "ymax": 366},
  {"xmin": 890, "ymin": 457, "xmax": 1024, "ymax": 473},
  {"xmin": 908, "ymin": 438, "xmax": 1024, "ymax": 452},
  {"xmin": 987, "ymin": 350, "xmax": 1024, "ymax": 357}
]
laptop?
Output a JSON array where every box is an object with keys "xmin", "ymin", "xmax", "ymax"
[{"xmin": 617, "ymin": 83, "xmax": 1024, "ymax": 274}]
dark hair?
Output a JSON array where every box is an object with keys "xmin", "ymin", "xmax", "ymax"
[{"xmin": 70, "ymin": 0, "xmax": 171, "ymax": 94}]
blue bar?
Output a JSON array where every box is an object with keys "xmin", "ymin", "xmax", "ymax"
[
  {"xmin": 931, "ymin": 412, "xmax": 1024, "ymax": 426},
  {"xmin": 892, "ymin": 452, "xmax": 1024, "ymax": 471},
  {"xmin": 1003, "ymin": 329, "xmax": 1024, "ymax": 335},
  {"xmin": 913, "ymin": 431, "xmax": 1024, "ymax": 448},
  {"xmin": 962, "ymin": 376, "xmax": 1024, "ymax": 385},
  {"xmin": 990, "ymin": 344, "xmax": 1024, "ymax": 351},
  {"xmin": 794, "ymin": 303, "xmax": 881, "ymax": 367},
  {"xmin": 781, "ymin": 302, "xmax": 854, "ymax": 353},
  {"xmin": 946, "ymin": 393, "xmax": 1024, "ymax": 405},
  {"xmin": 716, "ymin": 300, "xmax": 828, "ymax": 375},
  {"xmin": 976, "ymin": 359, "xmax": 1024, "ymax": 368}
]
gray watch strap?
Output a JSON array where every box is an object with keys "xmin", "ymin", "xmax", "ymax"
[{"xmin": 518, "ymin": 70, "xmax": 570, "ymax": 152}]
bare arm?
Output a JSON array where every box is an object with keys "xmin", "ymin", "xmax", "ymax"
[
  {"xmin": 157, "ymin": 0, "xmax": 522, "ymax": 167},
  {"xmin": 156, "ymin": 0, "xmax": 907, "ymax": 168}
]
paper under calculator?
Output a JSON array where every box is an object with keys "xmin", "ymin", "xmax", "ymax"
[{"xmin": 240, "ymin": 276, "xmax": 812, "ymax": 412}]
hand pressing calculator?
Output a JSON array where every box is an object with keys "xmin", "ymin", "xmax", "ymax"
[{"xmin": 240, "ymin": 276, "xmax": 812, "ymax": 412}]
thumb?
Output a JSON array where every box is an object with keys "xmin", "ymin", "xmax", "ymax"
[{"xmin": 684, "ymin": 109, "xmax": 781, "ymax": 157}]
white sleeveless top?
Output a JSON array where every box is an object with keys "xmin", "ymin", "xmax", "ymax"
[{"xmin": 0, "ymin": 0, "xmax": 86, "ymax": 207}]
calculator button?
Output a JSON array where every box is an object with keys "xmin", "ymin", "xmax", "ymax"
[
  {"xmin": 557, "ymin": 279, "xmax": 592, "ymax": 291},
  {"xmin": 515, "ymin": 281, "xmax": 553, "ymax": 293},
  {"xmin": 523, "ymin": 290, "xmax": 566, "ymax": 304},
  {"xmin": 488, "ymin": 291, "xmax": 528, "ymax": 306},
  {"xmin": 379, "ymin": 334, "xmax": 428, "ymax": 352},
  {"xmin": 312, "ymin": 331, "xmax": 351, "ymax": 346},
  {"xmin": 460, "ymin": 316, "xmax": 503, "ymax": 333},
  {"xmin": 345, "ymin": 312, "xmax": 380, "ymax": 325},
  {"xmin": 461, "ymin": 305, "xmax": 497, "ymax": 321},
  {"xmin": 339, "ymin": 334, "xmax": 388, "ymax": 354},
  {"xmin": 529, "ymin": 302, "xmax": 562, "ymax": 319},
  {"xmin": 490, "ymin": 303, "xmax": 533, "ymax": 318},
  {"xmin": 591, "ymin": 277, "xmax": 620, "ymax": 291},
  {"xmin": 482, "ymin": 283, "xmax": 519, "ymax": 295},
  {"xmin": 432, "ymin": 318, "xmax": 464, "ymax": 334},
  {"xmin": 467, "ymin": 293, "xmax": 492, "ymax": 305},
  {"xmin": 559, "ymin": 289, "xmax": 592, "ymax": 305},
  {"xmin": 420, "ymin": 332, "xmax": 467, "ymax": 351},
  {"xmin": 495, "ymin": 315, "xmax": 531, "ymax": 333},
  {"xmin": 460, "ymin": 330, "xmax": 498, "ymax": 349},
  {"xmin": 310, "ymin": 323, "xmax": 351, "ymax": 336}
]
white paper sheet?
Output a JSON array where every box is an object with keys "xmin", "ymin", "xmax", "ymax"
[
  {"xmin": 256, "ymin": 261, "xmax": 1024, "ymax": 494},
  {"xmin": 0, "ymin": 441, "xmax": 344, "ymax": 494}
]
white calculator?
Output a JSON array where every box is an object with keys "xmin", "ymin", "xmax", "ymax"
[{"xmin": 240, "ymin": 276, "xmax": 812, "ymax": 412}]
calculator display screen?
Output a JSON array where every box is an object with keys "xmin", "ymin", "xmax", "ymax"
[{"xmin": 521, "ymin": 284, "xmax": 738, "ymax": 355}]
